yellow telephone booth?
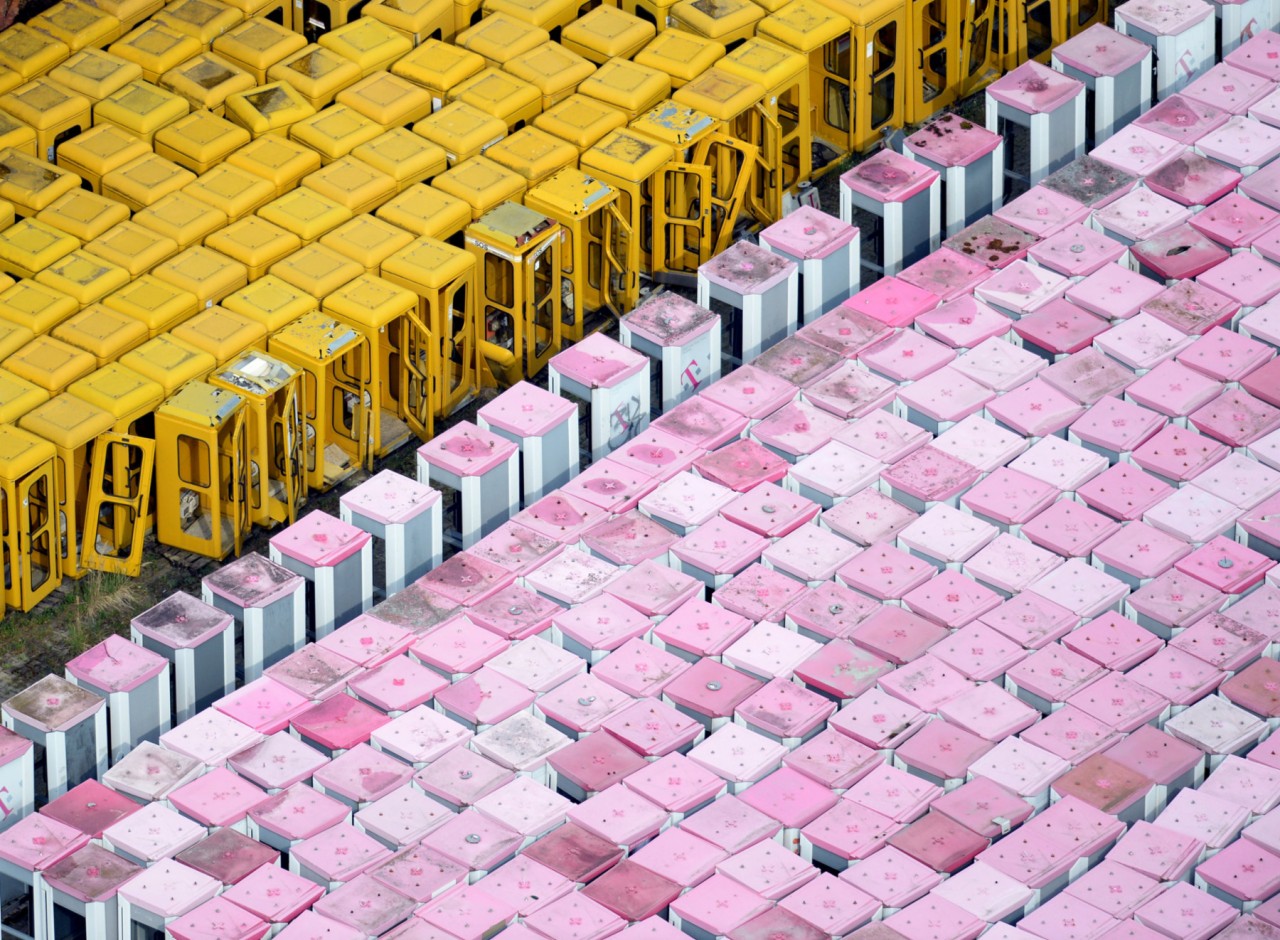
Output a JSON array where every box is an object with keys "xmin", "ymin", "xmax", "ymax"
[
  {"xmin": 998, "ymin": 0, "xmax": 1066, "ymax": 68},
  {"xmin": 580, "ymin": 127, "xmax": 674, "ymax": 273},
  {"xmin": 668, "ymin": 0, "xmax": 762, "ymax": 49},
  {"xmin": 715, "ymin": 37, "xmax": 811, "ymax": 193},
  {"xmin": 267, "ymin": 44, "xmax": 363, "ymax": 110},
  {"xmin": 268, "ymin": 311, "xmax": 370, "ymax": 490},
  {"xmin": 208, "ymin": 346, "xmax": 305, "ymax": 525},
  {"xmin": 457, "ymin": 13, "xmax": 550, "ymax": 69},
  {"xmin": 171, "ymin": 304, "xmax": 269, "ymax": 368},
  {"xmin": 222, "ymin": 274, "xmax": 320, "ymax": 333},
  {"xmin": 485, "ymin": 127, "xmax": 579, "ymax": 188},
  {"xmin": 560, "ymin": 6, "xmax": 655, "ymax": 63},
  {"xmin": 0, "ymin": 78, "xmax": 93, "ymax": 165},
  {"xmin": 633, "ymin": 31, "xmax": 725, "ymax": 89},
  {"xmin": 578, "ymin": 57, "xmax": 670, "ymax": 121},
  {"xmin": 379, "ymin": 236, "xmax": 479, "ymax": 421},
  {"xmin": 414, "ymin": 102, "xmax": 508, "ymax": 167},
  {"xmin": 484, "ymin": 0, "xmax": 590, "ymax": 40},
  {"xmin": 503, "ymin": 41, "xmax": 597, "ymax": 111},
  {"xmin": 0, "ymin": 424, "xmax": 60, "ymax": 611},
  {"xmin": 392, "ymin": 39, "xmax": 485, "ymax": 108},
  {"xmin": 19, "ymin": 393, "xmax": 114, "ymax": 580},
  {"xmin": 118, "ymin": 335, "xmax": 216, "ymax": 399},
  {"xmin": 761, "ymin": 0, "xmax": 903, "ymax": 159},
  {"xmin": 103, "ymin": 274, "xmax": 202, "ymax": 338},
  {"xmin": 671, "ymin": 67, "xmax": 779, "ymax": 230},
  {"xmin": 155, "ymin": 380, "xmax": 250, "ymax": 559},
  {"xmin": 322, "ymin": 273, "xmax": 424, "ymax": 453},
  {"xmin": 159, "ymin": 50, "xmax": 257, "ymax": 116},
  {"xmin": 364, "ymin": 0, "xmax": 456, "ymax": 44},
  {"xmin": 320, "ymin": 214, "xmax": 415, "ymax": 272},
  {"xmin": 465, "ymin": 201, "xmax": 562, "ymax": 386},
  {"xmin": 534, "ymin": 93, "xmax": 628, "ymax": 153},
  {"xmin": 67, "ymin": 362, "xmax": 165, "ymax": 567},
  {"xmin": 524, "ymin": 167, "xmax": 635, "ymax": 337},
  {"xmin": 52, "ymin": 304, "xmax": 150, "ymax": 367},
  {"xmin": 50, "ymin": 49, "xmax": 142, "ymax": 109},
  {"xmin": 434, "ymin": 156, "xmax": 529, "ymax": 222},
  {"xmin": 31, "ymin": 2, "xmax": 126, "ymax": 54}
]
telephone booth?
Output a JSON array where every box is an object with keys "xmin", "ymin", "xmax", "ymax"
[
  {"xmin": 504, "ymin": 42, "xmax": 598, "ymax": 111},
  {"xmin": 762, "ymin": 0, "xmax": 904, "ymax": 159},
  {"xmin": 379, "ymin": 236, "xmax": 481, "ymax": 422},
  {"xmin": 463, "ymin": 202, "xmax": 562, "ymax": 388},
  {"xmin": 0, "ymin": 78, "xmax": 93, "ymax": 165},
  {"xmin": 525, "ymin": 167, "xmax": 637, "ymax": 335},
  {"xmin": 633, "ymin": 31, "xmax": 726, "ymax": 89},
  {"xmin": 155, "ymin": 381, "xmax": 251, "ymax": 561},
  {"xmin": 171, "ymin": 305, "xmax": 269, "ymax": 369},
  {"xmin": 484, "ymin": 0, "xmax": 588, "ymax": 39},
  {"xmin": 534, "ymin": 93, "xmax": 629, "ymax": 153},
  {"xmin": 715, "ymin": 37, "xmax": 811, "ymax": 198},
  {"xmin": 457, "ymin": 13, "xmax": 551, "ymax": 69},
  {"xmin": 322, "ymin": 273, "xmax": 424, "ymax": 455},
  {"xmin": 0, "ymin": 425, "xmax": 60, "ymax": 612},
  {"xmin": 957, "ymin": 0, "xmax": 1002, "ymax": 98},
  {"xmin": 267, "ymin": 311, "xmax": 371, "ymax": 491},
  {"xmin": 364, "ymin": 0, "xmax": 455, "ymax": 44},
  {"xmin": 67, "ymin": 364, "xmax": 164, "ymax": 566},
  {"xmin": 18, "ymin": 395, "xmax": 114, "ymax": 581},
  {"xmin": 208, "ymin": 348, "xmax": 306, "ymax": 527},
  {"xmin": 392, "ymin": 39, "xmax": 485, "ymax": 108},
  {"xmin": 580, "ymin": 128, "xmax": 676, "ymax": 274},
  {"xmin": 266, "ymin": 44, "xmax": 363, "ymax": 111},
  {"xmin": 669, "ymin": 0, "xmax": 763, "ymax": 48},
  {"xmin": 998, "ymin": 0, "xmax": 1067, "ymax": 69},
  {"xmin": 118, "ymin": 335, "xmax": 215, "ymax": 399},
  {"xmin": 222, "ymin": 275, "xmax": 320, "ymax": 334}
]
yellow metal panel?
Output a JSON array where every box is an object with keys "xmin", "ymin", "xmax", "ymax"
[
  {"xmin": 0, "ymin": 26, "xmax": 70, "ymax": 82},
  {"xmin": 35, "ymin": 250, "xmax": 131, "ymax": 309},
  {"xmin": 459, "ymin": 13, "xmax": 550, "ymax": 71},
  {"xmin": 336, "ymin": 71, "xmax": 433, "ymax": 130},
  {"xmin": 55, "ymin": 124, "xmax": 151, "ymax": 194},
  {"xmin": 156, "ymin": 0, "xmax": 245, "ymax": 44},
  {"xmin": 171, "ymin": 305, "xmax": 267, "ymax": 365},
  {"xmin": 0, "ymin": 149, "xmax": 81, "ymax": 218},
  {"xmin": 449, "ymin": 67, "xmax": 542, "ymax": 130},
  {"xmin": 302, "ymin": 155, "xmax": 398, "ymax": 216},
  {"xmin": 0, "ymin": 368, "xmax": 49, "ymax": 425},
  {"xmin": 485, "ymin": 126, "xmax": 577, "ymax": 186},
  {"xmin": 364, "ymin": 0, "xmax": 455, "ymax": 45},
  {"xmin": 434, "ymin": 155, "xmax": 528, "ymax": 221},
  {"xmin": 0, "ymin": 78, "xmax": 93, "ymax": 164},
  {"xmin": 289, "ymin": 104, "xmax": 383, "ymax": 165}
]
